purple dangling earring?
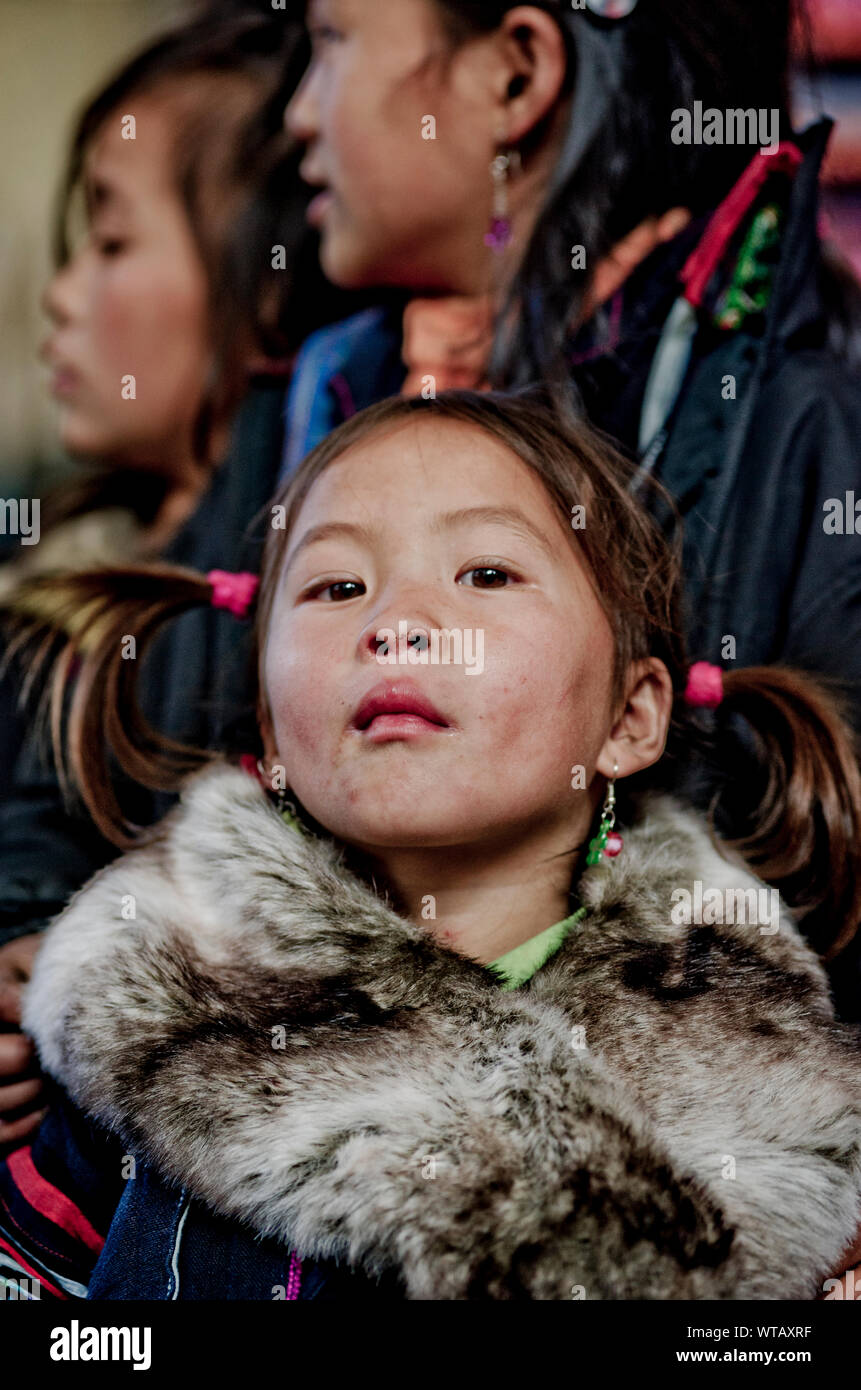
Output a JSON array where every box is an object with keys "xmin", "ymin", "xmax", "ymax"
[{"xmin": 484, "ymin": 150, "xmax": 516, "ymax": 254}]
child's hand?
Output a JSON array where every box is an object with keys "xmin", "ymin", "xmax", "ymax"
[{"xmin": 0, "ymin": 934, "xmax": 47, "ymax": 1149}]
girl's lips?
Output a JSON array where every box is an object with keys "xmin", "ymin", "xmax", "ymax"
[
  {"xmin": 351, "ymin": 682, "xmax": 450, "ymax": 740},
  {"xmin": 41, "ymin": 341, "xmax": 81, "ymax": 399},
  {"xmin": 306, "ymin": 189, "xmax": 334, "ymax": 226},
  {"xmin": 49, "ymin": 367, "xmax": 81, "ymax": 399},
  {"xmin": 359, "ymin": 712, "xmax": 449, "ymax": 744}
]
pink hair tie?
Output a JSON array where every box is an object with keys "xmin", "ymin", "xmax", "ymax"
[
  {"xmin": 207, "ymin": 570, "xmax": 259, "ymax": 619},
  {"xmin": 684, "ymin": 661, "xmax": 724, "ymax": 708}
]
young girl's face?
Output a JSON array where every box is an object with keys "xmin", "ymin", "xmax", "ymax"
[
  {"xmin": 41, "ymin": 94, "xmax": 211, "ymax": 472},
  {"xmin": 261, "ymin": 416, "xmax": 620, "ymax": 853},
  {"xmin": 286, "ymin": 0, "xmax": 515, "ymax": 294}
]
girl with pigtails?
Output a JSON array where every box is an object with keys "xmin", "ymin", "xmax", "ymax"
[
  {"xmin": 4, "ymin": 0, "xmax": 861, "ymax": 1157},
  {"xmin": 0, "ymin": 390, "xmax": 859, "ymax": 1300},
  {"xmin": 278, "ymin": 0, "xmax": 861, "ymax": 1014}
]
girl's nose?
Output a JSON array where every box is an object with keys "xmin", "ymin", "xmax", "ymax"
[
  {"xmin": 284, "ymin": 67, "xmax": 319, "ymax": 144},
  {"xmin": 42, "ymin": 260, "xmax": 78, "ymax": 327},
  {"xmin": 364, "ymin": 623, "xmax": 433, "ymax": 663},
  {"xmin": 360, "ymin": 591, "xmax": 438, "ymax": 660}
]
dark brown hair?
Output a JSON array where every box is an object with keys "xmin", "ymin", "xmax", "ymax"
[
  {"xmin": 54, "ymin": 9, "xmax": 304, "ymax": 468},
  {"xmin": 3, "ymin": 389, "xmax": 859, "ymax": 958},
  {"xmin": 418, "ymin": 1, "xmax": 801, "ymax": 392}
]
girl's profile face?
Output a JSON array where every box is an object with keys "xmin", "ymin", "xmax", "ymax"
[
  {"xmin": 262, "ymin": 416, "xmax": 619, "ymax": 852},
  {"xmin": 285, "ymin": 0, "xmax": 505, "ymax": 294},
  {"xmin": 41, "ymin": 94, "xmax": 211, "ymax": 472}
]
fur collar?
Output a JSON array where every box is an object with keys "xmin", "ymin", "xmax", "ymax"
[{"xmin": 24, "ymin": 762, "xmax": 861, "ymax": 1300}]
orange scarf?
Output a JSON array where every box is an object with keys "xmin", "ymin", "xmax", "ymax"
[{"xmin": 399, "ymin": 294, "xmax": 495, "ymax": 397}]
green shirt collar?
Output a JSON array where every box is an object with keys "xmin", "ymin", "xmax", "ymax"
[
  {"xmin": 485, "ymin": 906, "xmax": 587, "ymax": 991},
  {"xmin": 277, "ymin": 807, "xmax": 586, "ymax": 990}
]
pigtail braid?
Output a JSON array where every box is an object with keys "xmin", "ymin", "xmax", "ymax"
[
  {"xmin": 1, "ymin": 565, "xmax": 220, "ymax": 846},
  {"xmin": 713, "ymin": 666, "xmax": 861, "ymax": 959}
]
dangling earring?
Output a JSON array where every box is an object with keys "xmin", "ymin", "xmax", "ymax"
[
  {"xmin": 586, "ymin": 762, "xmax": 624, "ymax": 865},
  {"xmin": 484, "ymin": 148, "xmax": 519, "ymax": 254},
  {"xmin": 256, "ymin": 757, "xmax": 304, "ymax": 833}
]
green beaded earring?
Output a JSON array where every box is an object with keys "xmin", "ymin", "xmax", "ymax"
[
  {"xmin": 586, "ymin": 762, "xmax": 624, "ymax": 865},
  {"xmin": 256, "ymin": 758, "xmax": 306, "ymax": 836}
]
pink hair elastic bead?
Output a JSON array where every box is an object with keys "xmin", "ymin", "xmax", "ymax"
[
  {"xmin": 684, "ymin": 661, "xmax": 724, "ymax": 709},
  {"xmin": 207, "ymin": 570, "xmax": 259, "ymax": 619}
]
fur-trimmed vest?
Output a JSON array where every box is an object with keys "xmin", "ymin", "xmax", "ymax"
[{"xmin": 22, "ymin": 762, "xmax": 861, "ymax": 1300}]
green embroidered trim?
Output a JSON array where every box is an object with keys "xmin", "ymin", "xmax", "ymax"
[
  {"xmin": 487, "ymin": 905, "xmax": 588, "ymax": 992},
  {"xmin": 713, "ymin": 202, "xmax": 782, "ymax": 332}
]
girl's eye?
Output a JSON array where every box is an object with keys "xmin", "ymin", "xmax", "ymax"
[
  {"xmin": 308, "ymin": 25, "xmax": 342, "ymax": 48},
  {"xmin": 95, "ymin": 236, "xmax": 127, "ymax": 258},
  {"xmin": 458, "ymin": 566, "xmax": 515, "ymax": 589},
  {"xmin": 307, "ymin": 579, "xmax": 365, "ymax": 602}
]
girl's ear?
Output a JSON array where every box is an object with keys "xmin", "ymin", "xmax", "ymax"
[
  {"xmin": 492, "ymin": 6, "xmax": 569, "ymax": 145},
  {"xmin": 596, "ymin": 658, "xmax": 674, "ymax": 780}
]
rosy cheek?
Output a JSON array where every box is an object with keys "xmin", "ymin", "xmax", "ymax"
[
  {"xmin": 492, "ymin": 638, "xmax": 593, "ymax": 753},
  {"xmin": 472, "ymin": 673, "xmax": 540, "ymax": 754},
  {"xmin": 487, "ymin": 637, "xmax": 557, "ymax": 712},
  {"xmin": 91, "ymin": 285, "xmax": 139, "ymax": 364},
  {"xmin": 280, "ymin": 703, "xmax": 320, "ymax": 756},
  {"xmin": 267, "ymin": 637, "xmax": 333, "ymax": 753}
]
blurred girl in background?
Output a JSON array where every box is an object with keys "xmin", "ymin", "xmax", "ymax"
[
  {"xmin": 4, "ymin": 8, "xmax": 299, "ymax": 590},
  {"xmin": 0, "ymin": 2, "xmax": 317, "ymax": 1146}
]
